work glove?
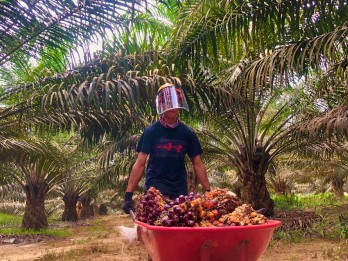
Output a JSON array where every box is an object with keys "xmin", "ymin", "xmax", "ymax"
[
  {"xmin": 256, "ymin": 208, "xmax": 267, "ymax": 214},
  {"xmin": 122, "ymin": 192, "xmax": 135, "ymax": 214}
]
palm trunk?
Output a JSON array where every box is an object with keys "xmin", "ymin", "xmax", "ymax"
[
  {"xmin": 80, "ymin": 196, "xmax": 94, "ymax": 219},
  {"xmin": 22, "ymin": 183, "xmax": 49, "ymax": 229},
  {"xmin": 239, "ymin": 170, "xmax": 274, "ymax": 217},
  {"xmin": 237, "ymin": 143, "xmax": 274, "ymax": 216},
  {"xmin": 62, "ymin": 192, "xmax": 79, "ymax": 222},
  {"xmin": 332, "ymin": 178, "xmax": 344, "ymax": 199}
]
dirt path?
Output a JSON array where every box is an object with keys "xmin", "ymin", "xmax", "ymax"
[
  {"xmin": 1, "ymin": 215, "xmax": 147, "ymax": 261},
  {"xmin": 1, "ymin": 215, "xmax": 347, "ymax": 261}
]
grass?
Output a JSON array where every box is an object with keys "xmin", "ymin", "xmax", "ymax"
[
  {"xmin": 0, "ymin": 212, "xmax": 71, "ymax": 237},
  {"xmin": 0, "ymin": 211, "xmax": 109, "ymax": 239},
  {"xmin": 272, "ymin": 193, "xmax": 348, "ymax": 242},
  {"xmin": 0, "ymin": 227, "xmax": 72, "ymax": 237},
  {"xmin": 0, "ymin": 212, "xmax": 22, "ymax": 226},
  {"xmin": 272, "ymin": 193, "xmax": 348, "ymax": 210}
]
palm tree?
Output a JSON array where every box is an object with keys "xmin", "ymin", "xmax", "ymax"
[
  {"xmin": 20, "ymin": 160, "xmax": 59, "ymax": 229},
  {"xmin": 163, "ymin": 0, "xmax": 347, "ymax": 211},
  {"xmin": 0, "ymin": 1, "xmax": 185, "ymax": 223},
  {"xmin": 168, "ymin": 0, "xmax": 347, "ymax": 127},
  {"xmin": 0, "ymin": 139, "xmax": 69, "ymax": 229},
  {"xmin": 56, "ymin": 144, "xmax": 92, "ymax": 222},
  {"xmin": 294, "ymin": 141, "xmax": 348, "ymax": 198},
  {"xmin": 60, "ymin": 177, "xmax": 84, "ymax": 222},
  {"xmin": 19, "ymin": 1, "xmax": 346, "ymax": 217},
  {"xmin": 197, "ymin": 88, "xmax": 316, "ymax": 216},
  {"xmin": 1, "ymin": 1, "xmax": 347, "ymax": 222}
]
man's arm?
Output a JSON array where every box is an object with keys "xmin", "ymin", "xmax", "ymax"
[
  {"xmin": 191, "ymin": 155, "xmax": 210, "ymax": 191},
  {"xmin": 126, "ymin": 152, "xmax": 148, "ymax": 192}
]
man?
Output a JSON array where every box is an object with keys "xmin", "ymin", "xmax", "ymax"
[{"xmin": 122, "ymin": 83, "xmax": 210, "ymax": 214}]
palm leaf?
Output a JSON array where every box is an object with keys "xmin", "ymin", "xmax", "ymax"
[
  {"xmin": 0, "ymin": 0, "xmax": 159, "ymax": 66},
  {"xmin": 169, "ymin": 0, "xmax": 347, "ymax": 66},
  {"xmin": 296, "ymin": 105, "xmax": 348, "ymax": 141}
]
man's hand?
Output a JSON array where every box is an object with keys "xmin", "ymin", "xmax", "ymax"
[
  {"xmin": 122, "ymin": 200, "xmax": 135, "ymax": 214},
  {"xmin": 122, "ymin": 192, "xmax": 135, "ymax": 214}
]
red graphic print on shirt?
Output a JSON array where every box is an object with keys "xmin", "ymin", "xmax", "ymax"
[{"xmin": 156, "ymin": 142, "xmax": 183, "ymax": 153}]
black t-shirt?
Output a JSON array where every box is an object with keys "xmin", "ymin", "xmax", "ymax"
[{"xmin": 136, "ymin": 121, "xmax": 203, "ymax": 197}]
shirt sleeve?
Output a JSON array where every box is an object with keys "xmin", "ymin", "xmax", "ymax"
[
  {"xmin": 136, "ymin": 127, "xmax": 152, "ymax": 154},
  {"xmin": 187, "ymin": 131, "xmax": 203, "ymax": 159}
]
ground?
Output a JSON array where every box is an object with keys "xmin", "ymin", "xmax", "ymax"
[{"xmin": 1, "ymin": 215, "xmax": 347, "ymax": 261}]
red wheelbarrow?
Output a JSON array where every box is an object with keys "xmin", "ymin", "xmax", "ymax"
[{"xmin": 135, "ymin": 220, "xmax": 281, "ymax": 261}]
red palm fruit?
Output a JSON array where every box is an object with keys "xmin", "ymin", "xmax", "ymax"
[
  {"xmin": 199, "ymin": 210, "xmax": 206, "ymax": 218},
  {"xmin": 212, "ymin": 209, "xmax": 219, "ymax": 218},
  {"xmin": 207, "ymin": 211, "xmax": 214, "ymax": 219}
]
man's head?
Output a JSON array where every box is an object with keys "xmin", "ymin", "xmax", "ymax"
[{"xmin": 155, "ymin": 83, "xmax": 189, "ymax": 114}]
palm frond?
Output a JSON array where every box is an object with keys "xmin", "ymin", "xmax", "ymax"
[
  {"xmin": 169, "ymin": 0, "xmax": 347, "ymax": 66},
  {"xmin": 241, "ymin": 25, "xmax": 348, "ymax": 90},
  {"xmin": 0, "ymin": 134, "xmax": 48, "ymax": 162},
  {"xmin": 296, "ymin": 105, "xmax": 348, "ymax": 141},
  {"xmin": 97, "ymin": 135, "xmax": 140, "ymax": 168},
  {"xmin": 0, "ymin": 0, "xmax": 158, "ymax": 66}
]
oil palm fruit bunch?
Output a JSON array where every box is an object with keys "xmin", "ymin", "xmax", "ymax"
[
  {"xmin": 153, "ymin": 193, "xmax": 202, "ymax": 227},
  {"xmin": 204, "ymin": 189, "xmax": 241, "ymax": 217},
  {"xmin": 218, "ymin": 204, "xmax": 268, "ymax": 226},
  {"xmin": 135, "ymin": 187, "xmax": 267, "ymax": 227},
  {"xmin": 134, "ymin": 187, "xmax": 167, "ymax": 225}
]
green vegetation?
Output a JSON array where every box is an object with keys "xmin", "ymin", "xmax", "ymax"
[
  {"xmin": 0, "ymin": 212, "xmax": 22, "ymax": 226},
  {"xmin": 0, "ymin": 212, "xmax": 71, "ymax": 237},
  {"xmin": 273, "ymin": 193, "xmax": 348, "ymax": 210},
  {"xmin": 272, "ymin": 193, "xmax": 348, "ymax": 243},
  {"xmin": 0, "ymin": 226, "xmax": 71, "ymax": 237}
]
